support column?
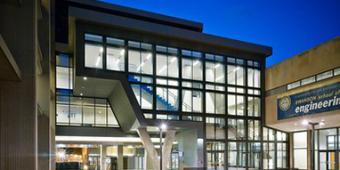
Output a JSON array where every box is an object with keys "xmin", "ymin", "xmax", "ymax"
[
  {"xmin": 137, "ymin": 127, "xmax": 160, "ymax": 170},
  {"xmin": 117, "ymin": 145, "xmax": 124, "ymax": 170},
  {"xmin": 162, "ymin": 130, "xmax": 176, "ymax": 169}
]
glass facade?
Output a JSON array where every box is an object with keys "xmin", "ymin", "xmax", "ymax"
[
  {"xmin": 56, "ymin": 53, "xmax": 119, "ymax": 127},
  {"xmin": 80, "ymin": 33, "xmax": 289, "ymax": 169},
  {"xmin": 313, "ymin": 127, "xmax": 340, "ymax": 170}
]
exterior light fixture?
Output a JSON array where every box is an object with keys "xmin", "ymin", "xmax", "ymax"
[
  {"xmin": 301, "ymin": 119, "xmax": 309, "ymax": 126},
  {"xmin": 80, "ymin": 93, "xmax": 83, "ymax": 96},
  {"xmin": 159, "ymin": 122, "xmax": 167, "ymax": 170},
  {"xmin": 83, "ymin": 77, "xmax": 87, "ymax": 80},
  {"xmin": 319, "ymin": 121, "xmax": 325, "ymax": 126},
  {"xmin": 160, "ymin": 123, "xmax": 167, "ymax": 130}
]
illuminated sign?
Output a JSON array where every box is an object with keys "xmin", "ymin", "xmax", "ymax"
[{"xmin": 277, "ymin": 82, "xmax": 340, "ymax": 120}]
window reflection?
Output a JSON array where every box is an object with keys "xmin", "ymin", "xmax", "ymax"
[{"xmin": 56, "ymin": 94, "xmax": 119, "ymax": 127}]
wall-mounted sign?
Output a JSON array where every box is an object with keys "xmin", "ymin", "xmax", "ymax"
[{"xmin": 277, "ymin": 82, "xmax": 340, "ymax": 120}]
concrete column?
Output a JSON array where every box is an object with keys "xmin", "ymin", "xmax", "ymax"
[
  {"xmin": 100, "ymin": 145, "xmax": 107, "ymax": 170},
  {"xmin": 162, "ymin": 130, "xmax": 176, "ymax": 169},
  {"xmin": 307, "ymin": 130, "xmax": 312, "ymax": 170},
  {"xmin": 289, "ymin": 133, "xmax": 294, "ymax": 169},
  {"xmin": 137, "ymin": 127, "xmax": 160, "ymax": 170},
  {"xmin": 176, "ymin": 129, "xmax": 199, "ymax": 169},
  {"xmin": 117, "ymin": 145, "xmax": 124, "ymax": 170}
]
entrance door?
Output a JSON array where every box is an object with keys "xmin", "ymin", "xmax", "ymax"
[{"xmin": 320, "ymin": 151, "xmax": 336, "ymax": 170}]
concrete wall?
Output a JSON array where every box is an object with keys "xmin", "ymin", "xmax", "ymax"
[
  {"xmin": 0, "ymin": 0, "xmax": 53, "ymax": 169},
  {"xmin": 265, "ymin": 37, "xmax": 340, "ymax": 131},
  {"xmin": 266, "ymin": 36, "xmax": 340, "ymax": 90},
  {"xmin": 0, "ymin": 1, "xmax": 37, "ymax": 169}
]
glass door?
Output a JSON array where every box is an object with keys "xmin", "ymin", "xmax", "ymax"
[{"xmin": 319, "ymin": 151, "xmax": 336, "ymax": 170}]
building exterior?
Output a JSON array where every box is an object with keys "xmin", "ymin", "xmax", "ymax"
[
  {"xmin": 1, "ymin": 0, "xmax": 53, "ymax": 170},
  {"xmin": 265, "ymin": 37, "xmax": 340, "ymax": 170},
  {"xmin": 9, "ymin": 0, "xmax": 340, "ymax": 170},
  {"xmin": 51, "ymin": 0, "xmax": 292, "ymax": 170}
]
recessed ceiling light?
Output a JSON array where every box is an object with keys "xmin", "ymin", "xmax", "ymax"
[
  {"xmin": 319, "ymin": 121, "xmax": 325, "ymax": 126},
  {"xmin": 301, "ymin": 119, "xmax": 309, "ymax": 126}
]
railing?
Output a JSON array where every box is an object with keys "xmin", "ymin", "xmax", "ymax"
[{"xmin": 128, "ymin": 72, "xmax": 192, "ymax": 111}]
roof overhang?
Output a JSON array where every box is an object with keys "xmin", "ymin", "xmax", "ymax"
[
  {"xmin": 0, "ymin": 34, "xmax": 21, "ymax": 81},
  {"xmin": 68, "ymin": 6, "xmax": 272, "ymax": 57},
  {"xmin": 67, "ymin": 0, "xmax": 203, "ymax": 32}
]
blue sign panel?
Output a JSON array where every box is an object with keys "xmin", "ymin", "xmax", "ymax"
[{"xmin": 277, "ymin": 82, "xmax": 340, "ymax": 120}]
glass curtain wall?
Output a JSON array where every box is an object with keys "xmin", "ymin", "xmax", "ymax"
[
  {"xmin": 293, "ymin": 131, "xmax": 308, "ymax": 170},
  {"xmin": 81, "ymin": 33, "xmax": 289, "ymax": 169},
  {"xmin": 263, "ymin": 127, "xmax": 288, "ymax": 170},
  {"xmin": 56, "ymin": 53, "xmax": 120, "ymax": 127},
  {"xmin": 314, "ymin": 127, "xmax": 340, "ymax": 170}
]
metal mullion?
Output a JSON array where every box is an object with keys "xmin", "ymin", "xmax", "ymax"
[
  {"xmin": 224, "ymin": 57, "xmax": 229, "ymax": 170},
  {"xmin": 106, "ymin": 100, "xmax": 108, "ymax": 127},
  {"xmin": 336, "ymin": 128, "xmax": 339, "ymax": 170},
  {"xmin": 81, "ymin": 97, "xmax": 84, "ymax": 126},
  {"xmin": 103, "ymin": 36, "xmax": 107, "ymax": 70},
  {"xmin": 124, "ymin": 40, "xmax": 129, "ymax": 74},
  {"xmin": 68, "ymin": 67, "xmax": 71, "ymax": 126},
  {"xmin": 274, "ymin": 130, "xmax": 278, "ymax": 170},
  {"xmin": 94, "ymin": 98, "xmax": 96, "ymax": 126}
]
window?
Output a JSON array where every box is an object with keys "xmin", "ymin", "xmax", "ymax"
[
  {"xmin": 206, "ymin": 92, "xmax": 225, "ymax": 114},
  {"xmin": 301, "ymin": 76, "xmax": 316, "ymax": 85},
  {"xmin": 95, "ymin": 99, "xmax": 107, "ymax": 127},
  {"xmin": 248, "ymin": 142, "xmax": 261, "ymax": 169},
  {"xmin": 316, "ymin": 70, "xmax": 333, "ymax": 81},
  {"xmin": 56, "ymin": 54, "xmax": 73, "ymax": 89},
  {"xmin": 156, "ymin": 53, "xmax": 178, "ymax": 77},
  {"xmin": 182, "ymin": 58, "xmax": 203, "ymax": 80},
  {"xmin": 247, "ymin": 97, "xmax": 260, "ymax": 117},
  {"xmin": 228, "ymin": 142, "xmax": 246, "ymax": 167},
  {"xmin": 128, "ymin": 50, "xmax": 153, "ymax": 75},
  {"xmin": 84, "ymin": 34, "xmax": 104, "ymax": 69},
  {"xmin": 227, "ymin": 94, "xmax": 245, "ymax": 116},
  {"xmin": 227, "ymin": 64, "xmax": 245, "ymax": 86},
  {"xmin": 247, "ymin": 68, "xmax": 260, "ymax": 88},
  {"xmin": 247, "ymin": 60, "xmax": 260, "ymax": 68},
  {"xmin": 70, "ymin": 97, "xmax": 82, "ymax": 125},
  {"xmin": 156, "ymin": 87, "xmax": 179, "ymax": 111},
  {"xmin": 248, "ymin": 120, "xmax": 260, "ymax": 140},
  {"xmin": 287, "ymin": 81, "xmax": 300, "ymax": 90},
  {"xmin": 83, "ymin": 98, "xmax": 95, "ymax": 125},
  {"xmin": 228, "ymin": 119, "xmax": 245, "ymax": 140},
  {"xmin": 56, "ymin": 95, "xmax": 70, "ymax": 125},
  {"xmin": 106, "ymin": 41, "xmax": 125, "ymax": 71},
  {"xmin": 319, "ymin": 128, "xmax": 337, "ymax": 150},
  {"xmin": 293, "ymin": 132, "xmax": 307, "ymax": 170},
  {"xmin": 56, "ymin": 94, "xmax": 119, "ymax": 127},
  {"xmin": 277, "ymin": 142, "xmax": 287, "ymax": 169},
  {"xmin": 131, "ymin": 84, "xmax": 153, "ymax": 109},
  {"xmin": 206, "ymin": 61, "xmax": 225, "ymax": 83},
  {"xmin": 334, "ymin": 67, "xmax": 340, "ymax": 76},
  {"xmin": 182, "ymin": 89, "xmax": 202, "ymax": 113},
  {"xmin": 206, "ymin": 141, "xmax": 225, "ymax": 170},
  {"xmin": 206, "ymin": 117, "xmax": 225, "ymax": 139},
  {"xmin": 128, "ymin": 41, "xmax": 153, "ymax": 75},
  {"xmin": 263, "ymin": 143, "xmax": 275, "ymax": 169}
]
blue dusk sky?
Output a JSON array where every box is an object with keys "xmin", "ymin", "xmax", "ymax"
[{"xmin": 100, "ymin": 0, "xmax": 340, "ymax": 67}]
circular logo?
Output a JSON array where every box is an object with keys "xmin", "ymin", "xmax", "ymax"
[{"xmin": 279, "ymin": 96, "xmax": 291, "ymax": 111}]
